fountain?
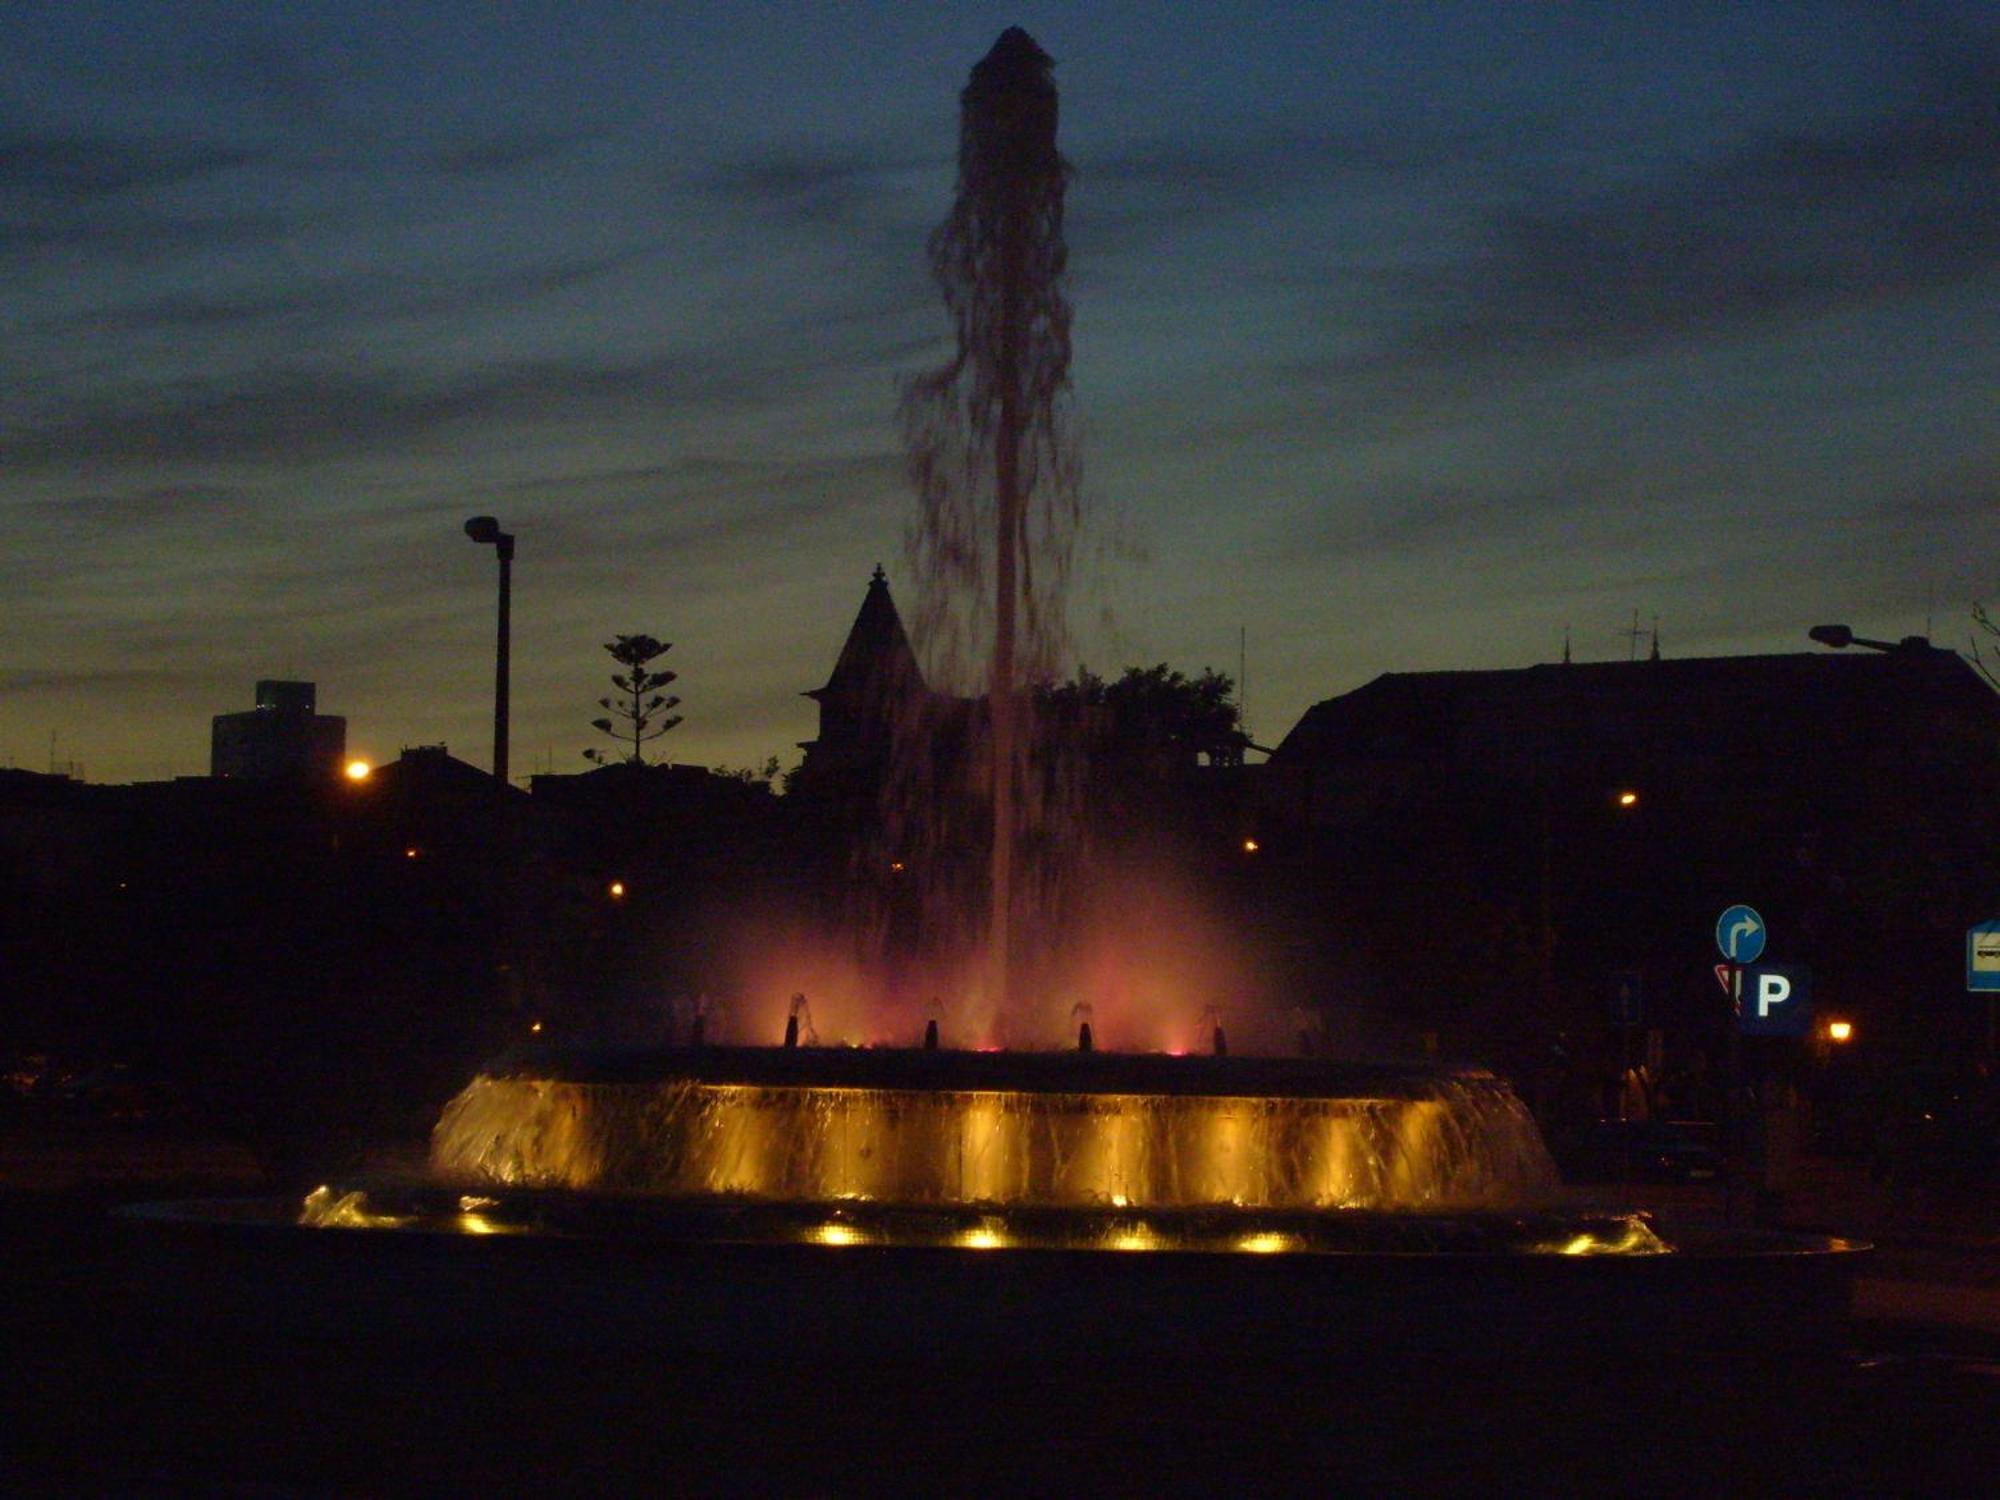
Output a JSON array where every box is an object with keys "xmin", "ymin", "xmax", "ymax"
[
  {"xmin": 64, "ymin": 40, "xmax": 1876, "ymax": 1497},
  {"xmin": 426, "ymin": 1055, "xmax": 1551, "ymax": 1212},
  {"xmin": 138, "ymin": 28, "xmax": 1860, "ymax": 1381}
]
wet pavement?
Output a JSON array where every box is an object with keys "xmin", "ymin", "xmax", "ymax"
[
  {"xmin": 1, "ymin": 1118, "xmax": 1993, "ymax": 1495},
  {"xmin": 1562, "ymin": 1150, "xmax": 2000, "ymax": 1340}
]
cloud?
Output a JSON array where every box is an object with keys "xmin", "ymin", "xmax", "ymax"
[
  {"xmin": 63, "ymin": 245, "xmax": 661, "ymax": 336},
  {"xmin": 0, "ymin": 204, "xmax": 287, "ymax": 267},
  {"xmin": 0, "ymin": 125, "xmax": 253, "ymax": 201},
  {"xmin": 1317, "ymin": 36, "xmax": 2000, "ymax": 381},
  {"xmin": 1281, "ymin": 476, "xmax": 1613, "ymax": 570},
  {"xmin": 1845, "ymin": 456, "xmax": 1999, "ymax": 532},
  {"xmin": 693, "ymin": 145, "xmax": 938, "ymax": 228},
  {"xmin": 484, "ymin": 451, "xmax": 902, "ymax": 564},
  {"xmin": 209, "ymin": 28, "xmax": 344, "ymax": 123},
  {"xmin": 1070, "ymin": 117, "xmax": 1507, "ymax": 269},
  {"xmin": 15, "ymin": 483, "xmax": 251, "ymax": 529},
  {"xmin": 0, "ymin": 352, "xmax": 775, "ymax": 469},
  {"xmin": 430, "ymin": 130, "xmax": 592, "ymax": 176},
  {"xmin": 0, "ymin": 483, "xmax": 267, "ymax": 595},
  {"xmin": 0, "ymin": 666, "xmax": 211, "ymax": 694}
]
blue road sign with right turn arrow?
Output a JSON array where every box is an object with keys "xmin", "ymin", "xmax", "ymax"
[{"xmin": 1716, "ymin": 905, "xmax": 1767, "ymax": 965}]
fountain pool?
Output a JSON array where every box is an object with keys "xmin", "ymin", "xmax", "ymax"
[{"xmin": 112, "ymin": 1037, "xmax": 1863, "ymax": 1386}]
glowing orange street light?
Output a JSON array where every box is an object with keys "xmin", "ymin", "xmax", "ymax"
[
  {"xmin": 608, "ymin": 880, "xmax": 627, "ymax": 899},
  {"xmin": 1827, "ymin": 1020, "xmax": 1854, "ymax": 1043},
  {"xmin": 1242, "ymin": 838, "xmax": 1260, "ymax": 854},
  {"xmin": 404, "ymin": 847, "xmax": 419, "ymax": 860},
  {"xmin": 344, "ymin": 759, "xmax": 372, "ymax": 782},
  {"xmin": 1615, "ymin": 790, "xmax": 1638, "ymax": 808}
]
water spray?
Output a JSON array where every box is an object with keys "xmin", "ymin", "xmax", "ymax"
[{"xmin": 902, "ymin": 27, "xmax": 1078, "ymax": 1020}]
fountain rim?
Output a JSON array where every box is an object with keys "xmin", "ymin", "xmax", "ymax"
[
  {"xmin": 471, "ymin": 1042, "xmax": 1516, "ymax": 1100},
  {"xmin": 122, "ymin": 1193, "xmax": 1875, "ymax": 1264}
]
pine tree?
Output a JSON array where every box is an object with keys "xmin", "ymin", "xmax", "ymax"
[{"xmin": 584, "ymin": 635, "xmax": 683, "ymax": 765}]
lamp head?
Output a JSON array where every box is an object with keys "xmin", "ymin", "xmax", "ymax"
[
  {"xmin": 1807, "ymin": 624, "xmax": 1853, "ymax": 649},
  {"xmin": 464, "ymin": 516, "xmax": 501, "ymax": 545}
]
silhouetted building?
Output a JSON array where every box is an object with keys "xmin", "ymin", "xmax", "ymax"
[
  {"xmin": 530, "ymin": 759, "xmax": 767, "ymax": 818},
  {"xmin": 1264, "ymin": 641, "xmax": 2000, "ymax": 831},
  {"xmin": 211, "ymin": 680, "xmax": 347, "ymax": 782},
  {"xmin": 1257, "ymin": 639, "xmax": 2000, "ymax": 1055},
  {"xmin": 374, "ymin": 743, "xmax": 514, "ymax": 801},
  {"xmin": 792, "ymin": 567, "xmax": 964, "ymax": 806}
]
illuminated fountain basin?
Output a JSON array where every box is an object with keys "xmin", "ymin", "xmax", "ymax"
[
  {"xmin": 422, "ymin": 1045, "xmax": 1568, "ymax": 1218},
  {"xmin": 108, "ymin": 1046, "xmax": 1868, "ymax": 1488},
  {"xmin": 124, "ymin": 1043, "xmax": 1864, "ymax": 1372},
  {"xmin": 300, "ymin": 1043, "xmax": 1680, "ymax": 1258}
]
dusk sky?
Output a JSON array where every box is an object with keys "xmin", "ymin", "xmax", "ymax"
[{"xmin": 3, "ymin": 1, "xmax": 1994, "ymax": 783}]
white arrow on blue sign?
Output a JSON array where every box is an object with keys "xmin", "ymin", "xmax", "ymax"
[{"xmin": 1716, "ymin": 904, "xmax": 1767, "ymax": 964}]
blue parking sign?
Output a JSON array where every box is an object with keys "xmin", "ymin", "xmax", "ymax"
[
  {"xmin": 1608, "ymin": 971, "xmax": 1644, "ymax": 1026},
  {"xmin": 1739, "ymin": 963, "xmax": 1812, "ymax": 1036}
]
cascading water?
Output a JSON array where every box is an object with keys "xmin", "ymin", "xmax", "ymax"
[
  {"xmin": 297, "ymin": 1046, "xmax": 1674, "ymax": 1255},
  {"xmin": 421, "ymin": 1047, "xmax": 1568, "ymax": 1213},
  {"xmin": 429, "ymin": 1067, "xmax": 1559, "ymax": 1212}
]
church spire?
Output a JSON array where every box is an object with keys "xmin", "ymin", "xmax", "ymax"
[{"xmin": 808, "ymin": 566, "xmax": 925, "ymax": 703}]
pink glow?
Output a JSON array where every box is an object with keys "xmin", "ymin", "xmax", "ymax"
[{"xmin": 691, "ymin": 850, "xmax": 1292, "ymax": 1055}]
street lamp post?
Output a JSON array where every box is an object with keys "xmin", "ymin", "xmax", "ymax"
[
  {"xmin": 465, "ymin": 516, "xmax": 516, "ymax": 787},
  {"xmin": 1808, "ymin": 624, "xmax": 1931, "ymax": 653}
]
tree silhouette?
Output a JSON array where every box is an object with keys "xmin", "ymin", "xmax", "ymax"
[
  {"xmin": 584, "ymin": 635, "xmax": 683, "ymax": 766},
  {"xmin": 1042, "ymin": 664, "xmax": 1245, "ymax": 768}
]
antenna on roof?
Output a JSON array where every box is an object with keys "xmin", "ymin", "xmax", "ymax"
[
  {"xmin": 1618, "ymin": 610, "xmax": 1644, "ymax": 662},
  {"xmin": 1561, "ymin": 626, "xmax": 1571, "ymax": 665},
  {"xmin": 1649, "ymin": 617, "xmax": 1661, "ymax": 661},
  {"xmin": 1238, "ymin": 624, "xmax": 1249, "ymax": 743}
]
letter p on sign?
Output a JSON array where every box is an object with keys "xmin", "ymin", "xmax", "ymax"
[{"xmin": 1757, "ymin": 972, "xmax": 1791, "ymax": 1016}]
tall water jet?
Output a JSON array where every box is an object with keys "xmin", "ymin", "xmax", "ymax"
[{"xmin": 901, "ymin": 28, "xmax": 1080, "ymax": 1025}]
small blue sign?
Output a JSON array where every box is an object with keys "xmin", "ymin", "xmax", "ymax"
[
  {"xmin": 1970, "ymin": 920, "xmax": 2000, "ymax": 994},
  {"xmin": 1608, "ymin": 971, "xmax": 1644, "ymax": 1027},
  {"xmin": 1739, "ymin": 963, "xmax": 1812, "ymax": 1036},
  {"xmin": 1716, "ymin": 904, "xmax": 1767, "ymax": 965}
]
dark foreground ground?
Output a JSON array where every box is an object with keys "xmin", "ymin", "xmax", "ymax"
[{"xmin": 1, "ymin": 1118, "xmax": 1993, "ymax": 1497}]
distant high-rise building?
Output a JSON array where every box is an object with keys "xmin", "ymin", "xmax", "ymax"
[{"xmin": 210, "ymin": 680, "xmax": 347, "ymax": 782}]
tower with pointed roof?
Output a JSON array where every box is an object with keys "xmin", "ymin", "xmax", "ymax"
[{"xmin": 793, "ymin": 567, "xmax": 940, "ymax": 803}]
